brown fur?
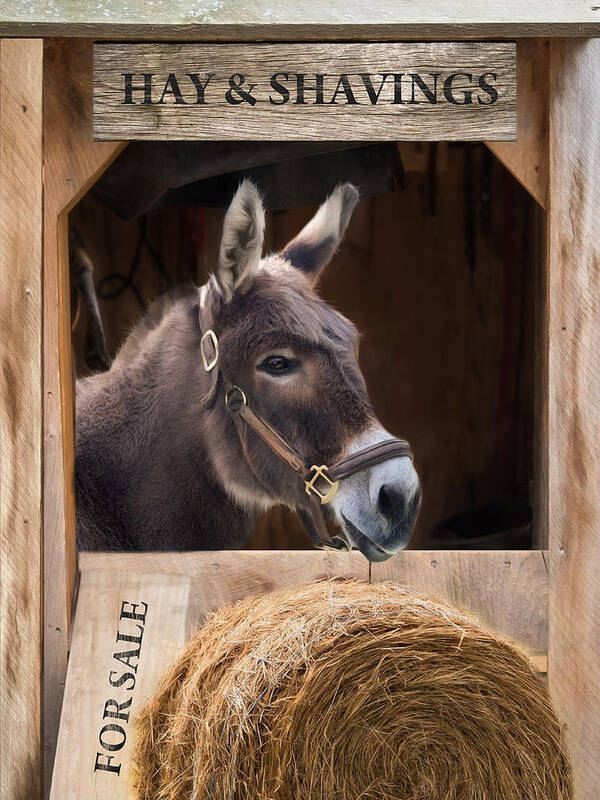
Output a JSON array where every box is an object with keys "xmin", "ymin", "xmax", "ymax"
[{"xmin": 76, "ymin": 182, "xmax": 420, "ymax": 554}]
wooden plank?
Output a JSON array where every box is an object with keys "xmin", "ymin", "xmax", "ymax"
[
  {"xmin": 486, "ymin": 38, "xmax": 549, "ymax": 208},
  {"xmin": 1, "ymin": 1, "xmax": 600, "ymax": 39},
  {"xmin": 93, "ymin": 42, "xmax": 516, "ymax": 142},
  {"xmin": 547, "ymin": 39, "xmax": 600, "ymax": 800},
  {"xmin": 79, "ymin": 550, "xmax": 549, "ymax": 655},
  {"xmin": 533, "ymin": 202, "xmax": 549, "ymax": 548},
  {"xmin": 42, "ymin": 38, "xmax": 126, "ymax": 797},
  {"xmin": 376, "ymin": 550, "xmax": 548, "ymax": 654},
  {"xmin": 50, "ymin": 572, "xmax": 191, "ymax": 800},
  {"xmin": 0, "ymin": 38, "xmax": 44, "ymax": 800}
]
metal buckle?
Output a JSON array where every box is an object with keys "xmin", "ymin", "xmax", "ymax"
[
  {"xmin": 224, "ymin": 385, "xmax": 247, "ymax": 411},
  {"xmin": 305, "ymin": 465, "xmax": 339, "ymax": 505},
  {"xmin": 200, "ymin": 329, "xmax": 219, "ymax": 372}
]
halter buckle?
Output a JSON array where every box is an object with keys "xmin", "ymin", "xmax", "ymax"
[
  {"xmin": 224, "ymin": 385, "xmax": 247, "ymax": 411},
  {"xmin": 200, "ymin": 329, "xmax": 219, "ymax": 372},
  {"xmin": 305, "ymin": 465, "xmax": 339, "ymax": 505}
]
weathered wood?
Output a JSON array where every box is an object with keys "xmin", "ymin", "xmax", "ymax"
[
  {"xmin": 0, "ymin": 38, "xmax": 44, "ymax": 800},
  {"xmin": 79, "ymin": 550, "xmax": 549, "ymax": 654},
  {"xmin": 93, "ymin": 42, "xmax": 516, "ymax": 142},
  {"xmin": 52, "ymin": 550, "xmax": 548, "ymax": 798},
  {"xmin": 50, "ymin": 572, "xmax": 191, "ymax": 800},
  {"xmin": 1, "ymin": 1, "xmax": 600, "ymax": 39},
  {"xmin": 533, "ymin": 203, "xmax": 549, "ymax": 548},
  {"xmin": 486, "ymin": 38, "xmax": 549, "ymax": 208},
  {"xmin": 42, "ymin": 38, "xmax": 125, "ymax": 797},
  {"xmin": 547, "ymin": 39, "xmax": 600, "ymax": 800}
]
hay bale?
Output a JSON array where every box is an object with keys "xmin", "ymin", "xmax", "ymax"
[{"xmin": 132, "ymin": 581, "xmax": 571, "ymax": 800}]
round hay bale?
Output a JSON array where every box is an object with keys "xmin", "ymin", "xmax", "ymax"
[{"xmin": 132, "ymin": 581, "xmax": 571, "ymax": 800}]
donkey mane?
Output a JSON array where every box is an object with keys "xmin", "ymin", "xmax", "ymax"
[
  {"xmin": 76, "ymin": 285, "xmax": 258, "ymax": 552},
  {"xmin": 110, "ymin": 284, "xmax": 198, "ymax": 370}
]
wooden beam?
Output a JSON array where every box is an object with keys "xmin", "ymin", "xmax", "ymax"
[
  {"xmin": 0, "ymin": 38, "xmax": 44, "ymax": 800},
  {"xmin": 1, "ymin": 1, "xmax": 600, "ymax": 39},
  {"xmin": 547, "ymin": 38, "xmax": 600, "ymax": 800},
  {"xmin": 42, "ymin": 38, "xmax": 125, "ymax": 796},
  {"xmin": 486, "ymin": 38, "xmax": 549, "ymax": 208},
  {"xmin": 533, "ymin": 203, "xmax": 549, "ymax": 547},
  {"xmin": 79, "ymin": 549, "xmax": 549, "ymax": 655}
]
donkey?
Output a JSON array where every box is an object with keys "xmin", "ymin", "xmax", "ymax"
[{"xmin": 76, "ymin": 181, "xmax": 421, "ymax": 560}]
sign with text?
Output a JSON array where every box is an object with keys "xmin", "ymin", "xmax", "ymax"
[
  {"xmin": 93, "ymin": 42, "xmax": 516, "ymax": 141},
  {"xmin": 50, "ymin": 571, "xmax": 191, "ymax": 800}
]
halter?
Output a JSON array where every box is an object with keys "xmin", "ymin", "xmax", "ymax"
[{"xmin": 198, "ymin": 310, "xmax": 413, "ymax": 551}]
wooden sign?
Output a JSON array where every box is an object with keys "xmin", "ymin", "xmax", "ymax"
[
  {"xmin": 50, "ymin": 571, "xmax": 192, "ymax": 800},
  {"xmin": 93, "ymin": 42, "xmax": 516, "ymax": 141}
]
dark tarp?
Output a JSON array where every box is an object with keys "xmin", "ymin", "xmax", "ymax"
[{"xmin": 91, "ymin": 141, "xmax": 404, "ymax": 219}]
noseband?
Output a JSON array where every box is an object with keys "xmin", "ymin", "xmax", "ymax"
[{"xmin": 199, "ymin": 313, "xmax": 413, "ymax": 552}]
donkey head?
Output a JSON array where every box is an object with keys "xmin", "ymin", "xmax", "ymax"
[{"xmin": 199, "ymin": 181, "xmax": 420, "ymax": 561}]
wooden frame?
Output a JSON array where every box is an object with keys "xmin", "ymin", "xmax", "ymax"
[
  {"xmin": 0, "ymin": 14, "xmax": 599, "ymax": 799},
  {"xmin": 41, "ymin": 39, "xmax": 125, "ymax": 792}
]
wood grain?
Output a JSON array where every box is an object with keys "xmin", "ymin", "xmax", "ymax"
[
  {"xmin": 42, "ymin": 38, "xmax": 125, "ymax": 797},
  {"xmin": 50, "ymin": 572, "xmax": 191, "ymax": 800},
  {"xmin": 79, "ymin": 550, "xmax": 549, "ymax": 655},
  {"xmin": 533, "ymin": 202, "xmax": 549, "ymax": 548},
  {"xmin": 547, "ymin": 39, "xmax": 600, "ymax": 800},
  {"xmin": 1, "ymin": 1, "xmax": 600, "ymax": 39},
  {"xmin": 486, "ymin": 38, "xmax": 549, "ymax": 208},
  {"xmin": 0, "ymin": 38, "xmax": 44, "ymax": 800},
  {"xmin": 93, "ymin": 42, "xmax": 516, "ymax": 142}
]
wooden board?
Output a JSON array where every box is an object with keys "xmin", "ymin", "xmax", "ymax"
[
  {"xmin": 93, "ymin": 42, "xmax": 516, "ymax": 142},
  {"xmin": 50, "ymin": 572, "xmax": 192, "ymax": 800},
  {"xmin": 547, "ymin": 39, "xmax": 600, "ymax": 800},
  {"xmin": 533, "ymin": 202, "xmax": 549, "ymax": 548},
  {"xmin": 1, "ymin": 1, "xmax": 600, "ymax": 39},
  {"xmin": 79, "ymin": 550, "xmax": 549, "ymax": 655},
  {"xmin": 486, "ymin": 38, "xmax": 549, "ymax": 208},
  {"xmin": 42, "ymin": 38, "xmax": 126, "ymax": 797},
  {"xmin": 51, "ymin": 550, "xmax": 549, "ymax": 799},
  {"xmin": 0, "ymin": 38, "xmax": 44, "ymax": 800}
]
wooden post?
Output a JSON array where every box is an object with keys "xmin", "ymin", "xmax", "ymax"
[
  {"xmin": 548, "ymin": 38, "xmax": 600, "ymax": 799},
  {"xmin": 0, "ymin": 38, "xmax": 44, "ymax": 800},
  {"xmin": 486, "ymin": 38, "xmax": 549, "ymax": 209},
  {"xmin": 42, "ymin": 39, "xmax": 125, "ymax": 795}
]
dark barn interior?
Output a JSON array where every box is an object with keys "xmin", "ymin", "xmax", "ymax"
[{"xmin": 70, "ymin": 141, "xmax": 540, "ymax": 550}]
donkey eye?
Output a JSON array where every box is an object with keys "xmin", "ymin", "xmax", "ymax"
[{"xmin": 258, "ymin": 355, "xmax": 298, "ymax": 375}]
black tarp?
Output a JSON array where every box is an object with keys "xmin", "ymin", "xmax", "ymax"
[{"xmin": 91, "ymin": 141, "xmax": 404, "ymax": 219}]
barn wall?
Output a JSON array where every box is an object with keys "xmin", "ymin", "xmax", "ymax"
[{"xmin": 70, "ymin": 142, "xmax": 537, "ymax": 549}]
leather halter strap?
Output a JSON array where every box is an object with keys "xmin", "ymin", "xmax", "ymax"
[{"xmin": 198, "ymin": 308, "xmax": 413, "ymax": 551}]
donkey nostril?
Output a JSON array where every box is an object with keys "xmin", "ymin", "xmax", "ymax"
[{"xmin": 377, "ymin": 484, "xmax": 407, "ymax": 523}]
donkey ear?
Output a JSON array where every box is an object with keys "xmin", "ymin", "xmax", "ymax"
[
  {"xmin": 281, "ymin": 183, "xmax": 359, "ymax": 283},
  {"xmin": 216, "ymin": 180, "xmax": 265, "ymax": 301}
]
